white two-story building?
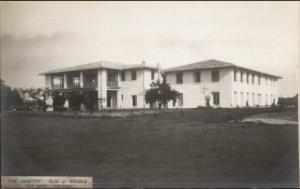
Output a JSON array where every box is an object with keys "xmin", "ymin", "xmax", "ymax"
[
  {"xmin": 40, "ymin": 61, "xmax": 159, "ymax": 110},
  {"xmin": 41, "ymin": 59, "xmax": 281, "ymax": 110},
  {"xmin": 164, "ymin": 59, "xmax": 281, "ymax": 108}
]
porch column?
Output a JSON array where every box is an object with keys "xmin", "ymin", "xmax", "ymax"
[
  {"xmin": 80, "ymin": 71, "xmax": 84, "ymax": 88},
  {"xmin": 97, "ymin": 69, "xmax": 107, "ymax": 109},
  {"xmin": 63, "ymin": 73, "xmax": 67, "ymax": 89},
  {"xmin": 117, "ymin": 72, "xmax": 122, "ymax": 108}
]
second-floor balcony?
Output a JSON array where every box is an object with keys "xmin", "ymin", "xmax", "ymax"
[
  {"xmin": 67, "ymin": 83, "xmax": 80, "ymax": 89},
  {"xmin": 107, "ymin": 70, "xmax": 119, "ymax": 89},
  {"xmin": 51, "ymin": 69, "xmax": 121, "ymax": 90},
  {"xmin": 84, "ymin": 81, "xmax": 97, "ymax": 88},
  {"xmin": 107, "ymin": 80, "xmax": 119, "ymax": 89},
  {"xmin": 52, "ymin": 84, "xmax": 64, "ymax": 90},
  {"xmin": 83, "ymin": 70, "xmax": 98, "ymax": 88}
]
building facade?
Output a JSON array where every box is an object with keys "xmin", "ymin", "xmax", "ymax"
[
  {"xmin": 164, "ymin": 59, "xmax": 281, "ymax": 108},
  {"xmin": 40, "ymin": 61, "xmax": 159, "ymax": 110},
  {"xmin": 41, "ymin": 59, "xmax": 281, "ymax": 109}
]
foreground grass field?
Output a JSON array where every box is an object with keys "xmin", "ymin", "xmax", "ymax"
[{"xmin": 1, "ymin": 109, "xmax": 298, "ymax": 188}]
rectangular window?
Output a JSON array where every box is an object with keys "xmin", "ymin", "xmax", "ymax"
[
  {"xmin": 212, "ymin": 69, "xmax": 219, "ymax": 82},
  {"xmin": 151, "ymin": 70, "xmax": 155, "ymax": 80},
  {"xmin": 176, "ymin": 72, "xmax": 183, "ymax": 84},
  {"xmin": 246, "ymin": 73, "xmax": 249, "ymax": 84},
  {"xmin": 121, "ymin": 71, "xmax": 126, "ymax": 81},
  {"xmin": 73, "ymin": 76, "xmax": 80, "ymax": 86},
  {"xmin": 265, "ymin": 94, "xmax": 268, "ymax": 105},
  {"xmin": 257, "ymin": 94, "xmax": 261, "ymax": 105},
  {"xmin": 83, "ymin": 71, "xmax": 97, "ymax": 87},
  {"xmin": 240, "ymin": 92, "xmax": 244, "ymax": 106},
  {"xmin": 121, "ymin": 95, "xmax": 123, "ymax": 101},
  {"xmin": 246, "ymin": 93, "xmax": 249, "ymax": 105},
  {"xmin": 52, "ymin": 75, "xmax": 64, "ymax": 89},
  {"xmin": 252, "ymin": 74, "xmax": 255, "ymax": 84},
  {"xmin": 212, "ymin": 92, "xmax": 220, "ymax": 105},
  {"xmin": 178, "ymin": 93, "xmax": 183, "ymax": 106},
  {"xmin": 258, "ymin": 75, "xmax": 261, "ymax": 85},
  {"xmin": 131, "ymin": 70, "xmax": 137, "ymax": 80},
  {"xmin": 193, "ymin": 71, "xmax": 201, "ymax": 83},
  {"xmin": 234, "ymin": 70, "xmax": 237, "ymax": 81},
  {"xmin": 132, "ymin": 95, "xmax": 137, "ymax": 107},
  {"xmin": 240, "ymin": 71, "xmax": 244, "ymax": 83}
]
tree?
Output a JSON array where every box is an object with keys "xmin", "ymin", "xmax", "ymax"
[
  {"xmin": 52, "ymin": 92, "xmax": 66, "ymax": 111},
  {"xmin": 82, "ymin": 91, "xmax": 98, "ymax": 112},
  {"xmin": 278, "ymin": 94, "xmax": 298, "ymax": 108},
  {"xmin": 68, "ymin": 92, "xmax": 84, "ymax": 111},
  {"xmin": 145, "ymin": 79, "xmax": 180, "ymax": 109},
  {"xmin": 0, "ymin": 79, "xmax": 24, "ymax": 111},
  {"xmin": 18, "ymin": 87, "xmax": 52, "ymax": 111}
]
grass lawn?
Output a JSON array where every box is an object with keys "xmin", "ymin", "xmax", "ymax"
[{"xmin": 1, "ymin": 109, "xmax": 298, "ymax": 188}]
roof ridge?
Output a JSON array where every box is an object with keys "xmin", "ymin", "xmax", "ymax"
[{"xmin": 39, "ymin": 60, "xmax": 158, "ymax": 75}]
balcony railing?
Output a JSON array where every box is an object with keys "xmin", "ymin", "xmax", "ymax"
[
  {"xmin": 68, "ymin": 83, "xmax": 80, "ymax": 89},
  {"xmin": 84, "ymin": 81, "xmax": 97, "ymax": 88},
  {"xmin": 107, "ymin": 81, "xmax": 119, "ymax": 89},
  {"xmin": 52, "ymin": 84, "xmax": 63, "ymax": 90}
]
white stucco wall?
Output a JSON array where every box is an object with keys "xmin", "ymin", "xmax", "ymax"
[
  {"xmin": 232, "ymin": 69, "xmax": 279, "ymax": 107},
  {"xmin": 45, "ymin": 75, "xmax": 52, "ymax": 89},
  {"xmin": 45, "ymin": 65, "xmax": 279, "ymax": 109},
  {"xmin": 166, "ymin": 68, "xmax": 233, "ymax": 108},
  {"xmin": 118, "ymin": 69, "xmax": 158, "ymax": 109},
  {"xmin": 165, "ymin": 68, "xmax": 279, "ymax": 108}
]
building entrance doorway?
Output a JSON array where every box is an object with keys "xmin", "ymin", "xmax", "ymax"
[{"xmin": 107, "ymin": 91, "xmax": 118, "ymax": 108}]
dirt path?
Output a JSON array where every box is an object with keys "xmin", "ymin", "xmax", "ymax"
[{"xmin": 240, "ymin": 111, "xmax": 298, "ymax": 125}]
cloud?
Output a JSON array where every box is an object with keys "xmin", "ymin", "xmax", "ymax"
[
  {"xmin": 1, "ymin": 31, "xmax": 75, "ymax": 51},
  {"xmin": 1, "ymin": 32, "xmax": 78, "ymax": 88}
]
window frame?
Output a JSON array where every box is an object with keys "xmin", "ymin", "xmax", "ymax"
[
  {"xmin": 121, "ymin": 71, "xmax": 126, "ymax": 81},
  {"xmin": 178, "ymin": 93, "xmax": 183, "ymax": 106},
  {"xmin": 212, "ymin": 92, "xmax": 220, "ymax": 105},
  {"xmin": 72, "ymin": 76, "xmax": 80, "ymax": 87},
  {"xmin": 211, "ymin": 69, "xmax": 220, "ymax": 82},
  {"xmin": 131, "ymin": 70, "xmax": 137, "ymax": 80},
  {"xmin": 132, "ymin": 95, "xmax": 137, "ymax": 107},
  {"xmin": 176, "ymin": 72, "xmax": 183, "ymax": 84},
  {"xmin": 193, "ymin": 70, "xmax": 201, "ymax": 83},
  {"xmin": 240, "ymin": 71, "xmax": 244, "ymax": 83},
  {"xmin": 52, "ymin": 74, "xmax": 64, "ymax": 88}
]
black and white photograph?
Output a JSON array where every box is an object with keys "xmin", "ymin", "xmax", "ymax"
[{"xmin": 1, "ymin": 1, "xmax": 299, "ymax": 188}]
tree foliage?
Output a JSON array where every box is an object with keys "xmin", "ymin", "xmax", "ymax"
[
  {"xmin": 52, "ymin": 91, "xmax": 98, "ymax": 111},
  {"xmin": 278, "ymin": 94, "xmax": 298, "ymax": 108},
  {"xmin": 145, "ymin": 79, "xmax": 180, "ymax": 109},
  {"xmin": 52, "ymin": 92, "xmax": 66, "ymax": 111},
  {"xmin": 82, "ymin": 91, "xmax": 98, "ymax": 112},
  {"xmin": 17, "ymin": 87, "xmax": 52, "ymax": 111},
  {"xmin": 0, "ymin": 79, "xmax": 24, "ymax": 111}
]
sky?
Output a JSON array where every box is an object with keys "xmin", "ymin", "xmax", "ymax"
[{"xmin": 1, "ymin": 1, "xmax": 299, "ymax": 97}]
